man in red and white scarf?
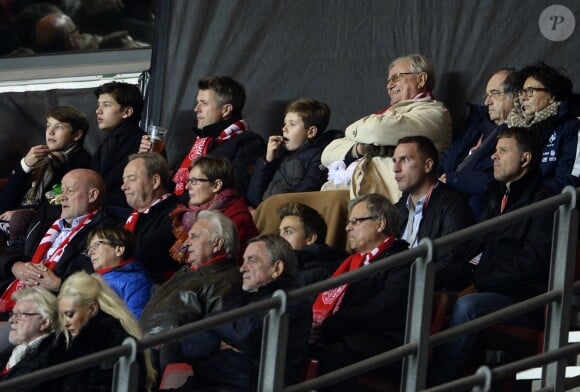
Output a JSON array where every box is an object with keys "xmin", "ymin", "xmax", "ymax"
[
  {"xmin": 0, "ymin": 169, "xmax": 117, "ymax": 312},
  {"xmin": 122, "ymin": 153, "xmax": 183, "ymax": 284},
  {"xmin": 312, "ymin": 194, "xmax": 410, "ymax": 389},
  {"xmin": 139, "ymin": 76, "xmax": 265, "ymax": 198},
  {"xmin": 322, "ymin": 54, "xmax": 452, "ymax": 188}
]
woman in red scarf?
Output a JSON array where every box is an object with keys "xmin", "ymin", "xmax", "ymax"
[{"xmin": 169, "ymin": 155, "xmax": 258, "ymax": 263}]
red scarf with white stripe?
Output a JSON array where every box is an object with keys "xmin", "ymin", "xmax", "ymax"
[
  {"xmin": 172, "ymin": 119, "xmax": 247, "ymax": 195},
  {"xmin": 311, "ymin": 235, "xmax": 395, "ymax": 338},
  {"xmin": 124, "ymin": 193, "xmax": 172, "ymax": 232},
  {"xmin": 0, "ymin": 209, "xmax": 99, "ymax": 312}
]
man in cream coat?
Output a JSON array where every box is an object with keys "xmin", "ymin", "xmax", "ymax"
[{"xmin": 322, "ymin": 54, "xmax": 452, "ymax": 168}]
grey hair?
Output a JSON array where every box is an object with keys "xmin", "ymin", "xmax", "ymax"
[
  {"xmin": 197, "ymin": 209, "xmax": 240, "ymax": 257},
  {"xmin": 389, "ymin": 54, "xmax": 436, "ymax": 91},
  {"xmin": 246, "ymin": 234, "xmax": 297, "ymax": 277},
  {"xmin": 348, "ymin": 193, "xmax": 401, "ymax": 237}
]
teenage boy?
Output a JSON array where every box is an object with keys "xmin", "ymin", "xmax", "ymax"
[{"xmin": 91, "ymin": 81, "xmax": 144, "ymax": 208}]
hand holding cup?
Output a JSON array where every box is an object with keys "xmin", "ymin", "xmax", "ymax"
[{"xmin": 146, "ymin": 125, "xmax": 168, "ymax": 153}]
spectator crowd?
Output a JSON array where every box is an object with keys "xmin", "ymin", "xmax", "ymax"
[{"xmin": 0, "ymin": 53, "xmax": 577, "ymax": 390}]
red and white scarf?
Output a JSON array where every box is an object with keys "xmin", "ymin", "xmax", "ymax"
[
  {"xmin": 0, "ymin": 209, "xmax": 99, "ymax": 312},
  {"xmin": 173, "ymin": 119, "xmax": 247, "ymax": 195},
  {"xmin": 124, "ymin": 193, "xmax": 172, "ymax": 232},
  {"xmin": 311, "ymin": 235, "xmax": 395, "ymax": 340}
]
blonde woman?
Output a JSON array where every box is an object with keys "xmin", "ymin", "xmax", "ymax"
[{"xmin": 56, "ymin": 272, "xmax": 156, "ymax": 392}]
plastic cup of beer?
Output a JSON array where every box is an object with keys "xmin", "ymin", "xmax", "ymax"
[{"xmin": 147, "ymin": 125, "xmax": 168, "ymax": 153}]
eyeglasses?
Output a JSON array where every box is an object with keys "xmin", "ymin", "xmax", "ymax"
[
  {"xmin": 186, "ymin": 177, "xmax": 212, "ymax": 185},
  {"xmin": 9, "ymin": 311, "xmax": 40, "ymax": 320},
  {"xmin": 84, "ymin": 240, "xmax": 112, "ymax": 254},
  {"xmin": 483, "ymin": 90, "xmax": 505, "ymax": 101},
  {"xmin": 346, "ymin": 216, "xmax": 376, "ymax": 226},
  {"xmin": 386, "ymin": 72, "xmax": 419, "ymax": 85},
  {"xmin": 519, "ymin": 87, "xmax": 549, "ymax": 98}
]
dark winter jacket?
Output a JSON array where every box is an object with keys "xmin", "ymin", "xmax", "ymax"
[
  {"xmin": 319, "ymin": 239, "xmax": 410, "ymax": 357},
  {"xmin": 0, "ymin": 333, "xmax": 66, "ymax": 392},
  {"xmin": 90, "ymin": 121, "xmax": 142, "ymax": 208},
  {"xmin": 440, "ymin": 104, "xmax": 499, "ymax": 218},
  {"xmin": 181, "ymin": 276, "xmax": 312, "ymax": 389},
  {"xmin": 132, "ymin": 194, "xmax": 183, "ymax": 284},
  {"xmin": 185, "ymin": 117, "xmax": 266, "ymax": 197},
  {"xmin": 469, "ymin": 170, "xmax": 554, "ymax": 299},
  {"xmin": 294, "ymin": 243, "xmax": 347, "ymax": 289},
  {"xmin": 246, "ymin": 138, "xmax": 328, "ymax": 207},
  {"xmin": 530, "ymin": 100, "xmax": 580, "ymax": 194},
  {"xmin": 50, "ymin": 311, "xmax": 147, "ymax": 392}
]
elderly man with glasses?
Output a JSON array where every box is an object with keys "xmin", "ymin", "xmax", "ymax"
[
  {"xmin": 0, "ymin": 287, "xmax": 64, "ymax": 385},
  {"xmin": 311, "ymin": 193, "xmax": 410, "ymax": 390},
  {"xmin": 321, "ymin": 54, "xmax": 451, "ymax": 190},
  {"xmin": 439, "ymin": 68, "xmax": 521, "ymax": 219}
]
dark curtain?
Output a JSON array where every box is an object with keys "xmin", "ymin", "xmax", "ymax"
[{"xmin": 149, "ymin": 0, "xmax": 580, "ymax": 168}]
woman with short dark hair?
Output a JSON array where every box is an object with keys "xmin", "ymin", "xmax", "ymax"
[{"xmin": 506, "ymin": 62, "xmax": 580, "ymax": 193}]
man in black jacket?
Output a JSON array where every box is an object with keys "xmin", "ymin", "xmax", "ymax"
[
  {"xmin": 429, "ymin": 127, "xmax": 554, "ymax": 385},
  {"xmin": 394, "ymin": 135, "xmax": 475, "ymax": 290},
  {"xmin": 140, "ymin": 75, "xmax": 265, "ymax": 198},
  {"xmin": 312, "ymin": 193, "xmax": 410, "ymax": 390},
  {"xmin": 121, "ymin": 152, "xmax": 182, "ymax": 283}
]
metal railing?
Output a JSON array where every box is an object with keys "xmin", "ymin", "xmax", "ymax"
[{"xmin": 0, "ymin": 186, "xmax": 577, "ymax": 392}]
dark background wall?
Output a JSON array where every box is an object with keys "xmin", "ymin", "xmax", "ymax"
[{"xmin": 0, "ymin": 0, "xmax": 578, "ymax": 175}]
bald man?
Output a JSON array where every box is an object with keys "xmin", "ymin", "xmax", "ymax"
[{"xmin": 0, "ymin": 169, "xmax": 119, "ymax": 294}]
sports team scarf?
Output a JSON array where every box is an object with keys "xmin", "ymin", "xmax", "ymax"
[
  {"xmin": 0, "ymin": 209, "xmax": 98, "ymax": 312},
  {"xmin": 123, "ymin": 193, "xmax": 172, "ymax": 232},
  {"xmin": 21, "ymin": 143, "xmax": 82, "ymax": 207},
  {"xmin": 168, "ymin": 188, "xmax": 239, "ymax": 263},
  {"xmin": 172, "ymin": 119, "xmax": 247, "ymax": 195},
  {"xmin": 311, "ymin": 235, "xmax": 395, "ymax": 340}
]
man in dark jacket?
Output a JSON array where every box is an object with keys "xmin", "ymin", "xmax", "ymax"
[
  {"xmin": 312, "ymin": 193, "xmax": 410, "ymax": 390},
  {"xmin": 429, "ymin": 127, "xmax": 554, "ymax": 385},
  {"xmin": 139, "ymin": 210, "xmax": 243, "ymax": 372},
  {"xmin": 277, "ymin": 202, "xmax": 346, "ymax": 289},
  {"xmin": 91, "ymin": 81, "xmax": 144, "ymax": 209},
  {"xmin": 0, "ymin": 169, "xmax": 117, "ymax": 296},
  {"xmin": 394, "ymin": 135, "xmax": 474, "ymax": 290},
  {"xmin": 140, "ymin": 75, "xmax": 265, "ymax": 198},
  {"xmin": 439, "ymin": 69, "xmax": 520, "ymax": 218},
  {"xmin": 179, "ymin": 234, "xmax": 312, "ymax": 390},
  {"xmin": 121, "ymin": 152, "xmax": 182, "ymax": 284}
]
